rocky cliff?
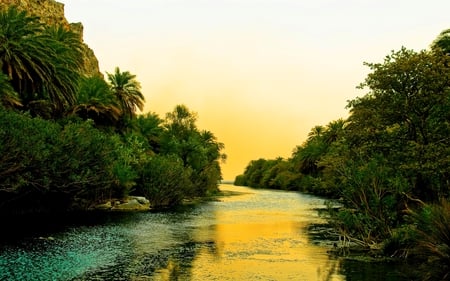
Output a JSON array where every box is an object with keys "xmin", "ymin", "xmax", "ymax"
[{"xmin": 0, "ymin": 0, "xmax": 101, "ymax": 77}]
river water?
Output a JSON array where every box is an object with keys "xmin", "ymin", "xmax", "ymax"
[{"xmin": 0, "ymin": 185, "xmax": 407, "ymax": 281}]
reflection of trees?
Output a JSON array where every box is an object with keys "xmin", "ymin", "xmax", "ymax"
[
  {"xmin": 317, "ymin": 257, "xmax": 343, "ymax": 281},
  {"xmin": 340, "ymin": 259, "xmax": 409, "ymax": 281}
]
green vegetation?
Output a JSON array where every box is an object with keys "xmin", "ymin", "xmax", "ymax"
[
  {"xmin": 0, "ymin": 6, "xmax": 225, "ymax": 214},
  {"xmin": 235, "ymin": 29, "xmax": 450, "ymax": 278}
]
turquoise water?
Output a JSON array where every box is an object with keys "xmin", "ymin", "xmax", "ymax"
[{"xmin": 0, "ymin": 185, "xmax": 408, "ymax": 280}]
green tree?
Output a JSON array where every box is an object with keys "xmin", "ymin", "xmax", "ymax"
[
  {"xmin": 0, "ymin": 7, "xmax": 80, "ymax": 115},
  {"xmin": 431, "ymin": 28, "xmax": 450, "ymax": 55},
  {"xmin": 138, "ymin": 154, "xmax": 192, "ymax": 207},
  {"xmin": 0, "ymin": 7, "xmax": 53, "ymax": 103},
  {"xmin": 349, "ymin": 47, "xmax": 450, "ymax": 201},
  {"xmin": 0, "ymin": 109, "xmax": 132, "ymax": 213},
  {"xmin": 0, "ymin": 72, "xmax": 21, "ymax": 109},
  {"xmin": 410, "ymin": 199, "xmax": 450, "ymax": 281},
  {"xmin": 321, "ymin": 47, "xmax": 450, "ymax": 247},
  {"xmin": 292, "ymin": 125, "xmax": 328, "ymax": 175},
  {"xmin": 42, "ymin": 24, "xmax": 83, "ymax": 114},
  {"xmin": 130, "ymin": 112, "xmax": 164, "ymax": 153},
  {"xmin": 69, "ymin": 76, "xmax": 121, "ymax": 127},
  {"xmin": 107, "ymin": 66, "xmax": 145, "ymax": 119},
  {"xmin": 162, "ymin": 104, "xmax": 199, "ymax": 166},
  {"xmin": 161, "ymin": 105, "xmax": 224, "ymax": 195}
]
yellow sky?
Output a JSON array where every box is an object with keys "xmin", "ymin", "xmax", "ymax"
[{"xmin": 61, "ymin": 0, "xmax": 450, "ymax": 180}]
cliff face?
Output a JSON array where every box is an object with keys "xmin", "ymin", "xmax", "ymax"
[{"xmin": 0, "ymin": 0, "xmax": 101, "ymax": 77}]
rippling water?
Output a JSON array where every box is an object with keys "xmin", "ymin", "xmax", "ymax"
[{"xmin": 0, "ymin": 185, "xmax": 407, "ymax": 280}]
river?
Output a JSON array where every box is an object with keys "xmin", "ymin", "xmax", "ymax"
[{"xmin": 0, "ymin": 184, "xmax": 408, "ymax": 280}]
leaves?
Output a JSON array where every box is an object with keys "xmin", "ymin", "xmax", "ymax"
[
  {"xmin": 0, "ymin": 7, "xmax": 81, "ymax": 114},
  {"xmin": 107, "ymin": 66, "xmax": 144, "ymax": 119}
]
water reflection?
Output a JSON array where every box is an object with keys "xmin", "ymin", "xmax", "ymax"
[
  {"xmin": 175, "ymin": 185, "xmax": 343, "ymax": 281},
  {"xmin": 0, "ymin": 185, "xmax": 407, "ymax": 280}
]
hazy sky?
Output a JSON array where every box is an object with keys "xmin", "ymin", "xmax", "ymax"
[{"xmin": 60, "ymin": 0, "xmax": 449, "ymax": 180}]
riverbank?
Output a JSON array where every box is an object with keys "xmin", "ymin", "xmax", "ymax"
[{"xmin": 0, "ymin": 186, "xmax": 245, "ymax": 242}]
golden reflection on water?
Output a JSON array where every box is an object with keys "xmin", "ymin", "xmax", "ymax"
[
  {"xmin": 155, "ymin": 185, "xmax": 344, "ymax": 281},
  {"xmin": 191, "ymin": 221, "xmax": 342, "ymax": 280}
]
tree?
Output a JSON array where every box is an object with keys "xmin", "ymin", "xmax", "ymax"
[
  {"xmin": 69, "ymin": 76, "xmax": 121, "ymax": 127},
  {"xmin": 431, "ymin": 28, "xmax": 450, "ymax": 55},
  {"xmin": 0, "ymin": 109, "xmax": 132, "ymax": 213},
  {"xmin": 323, "ymin": 119, "xmax": 346, "ymax": 145},
  {"xmin": 162, "ymin": 104, "xmax": 199, "ymax": 166},
  {"xmin": 42, "ymin": 24, "xmax": 83, "ymax": 114},
  {"xmin": 349, "ymin": 47, "xmax": 450, "ymax": 201},
  {"xmin": 139, "ymin": 154, "xmax": 192, "ymax": 207},
  {"xmin": 107, "ymin": 67, "xmax": 145, "ymax": 119},
  {"xmin": 161, "ymin": 105, "xmax": 224, "ymax": 195},
  {"xmin": 320, "ymin": 47, "xmax": 450, "ymax": 247},
  {"xmin": 0, "ymin": 7, "xmax": 80, "ymax": 115},
  {"xmin": 130, "ymin": 112, "xmax": 164, "ymax": 153},
  {"xmin": 0, "ymin": 72, "xmax": 21, "ymax": 109},
  {"xmin": 292, "ymin": 125, "xmax": 328, "ymax": 175}
]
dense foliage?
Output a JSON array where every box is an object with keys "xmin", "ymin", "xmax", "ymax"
[
  {"xmin": 235, "ymin": 29, "xmax": 450, "ymax": 277},
  {"xmin": 0, "ymin": 6, "xmax": 225, "ymax": 214}
]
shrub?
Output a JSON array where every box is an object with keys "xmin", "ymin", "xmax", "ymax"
[
  {"xmin": 411, "ymin": 199, "xmax": 450, "ymax": 280},
  {"xmin": 138, "ymin": 155, "xmax": 193, "ymax": 207}
]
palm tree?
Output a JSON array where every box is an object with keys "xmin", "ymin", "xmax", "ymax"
[
  {"xmin": 0, "ymin": 7, "xmax": 80, "ymax": 116},
  {"xmin": 0, "ymin": 7, "xmax": 54, "ymax": 104},
  {"xmin": 0, "ymin": 72, "xmax": 21, "ymax": 109},
  {"xmin": 132, "ymin": 113, "xmax": 164, "ymax": 152},
  {"xmin": 199, "ymin": 130, "xmax": 225, "ymax": 162},
  {"xmin": 68, "ymin": 76, "xmax": 121, "ymax": 126},
  {"xmin": 43, "ymin": 24, "xmax": 83, "ymax": 114},
  {"xmin": 106, "ymin": 67, "xmax": 145, "ymax": 119},
  {"xmin": 323, "ymin": 118, "xmax": 346, "ymax": 145},
  {"xmin": 307, "ymin": 125, "xmax": 325, "ymax": 141}
]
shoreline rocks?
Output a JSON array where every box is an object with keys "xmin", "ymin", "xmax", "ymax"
[{"xmin": 93, "ymin": 196, "xmax": 150, "ymax": 211}]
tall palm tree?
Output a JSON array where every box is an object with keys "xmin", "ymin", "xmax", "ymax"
[
  {"xmin": 0, "ymin": 7, "xmax": 54, "ymax": 102},
  {"xmin": 0, "ymin": 7, "xmax": 80, "ymax": 116},
  {"xmin": 307, "ymin": 125, "xmax": 325, "ymax": 141},
  {"xmin": 323, "ymin": 118, "xmax": 346, "ymax": 145},
  {"xmin": 69, "ymin": 76, "xmax": 121, "ymax": 126},
  {"xmin": 199, "ymin": 130, "xmax": 225, "ymax": 162},
  {"xmin": 106, "ymin": 67, "xmax": 145, "ymax": 119},
  {"xmin": 43, "ymin": 24, "xmax": 83, "ymax": 114}
]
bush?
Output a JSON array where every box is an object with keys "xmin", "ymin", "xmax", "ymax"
[
  {"xmin": 138, "ymin": 155, "xmax": 193, "ymax": 207},
  {"xmin": 411, "ymin": 199, "xmax": 450, "ymax": 280},
  {"xmin": 0, "ymin": 109, "xmax": 133, "ymax": 213}
]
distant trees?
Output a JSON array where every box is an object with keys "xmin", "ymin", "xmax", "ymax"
[{"xmin": 234, "ymin": 158, "xmax": 300, "ymax": 190}]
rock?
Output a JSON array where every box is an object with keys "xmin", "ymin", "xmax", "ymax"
[
  {"xmin": 111, "ymin": 197, "xmax": 150, "ymax": 211},
  {"xmin": 94, "ymin": 201, "xmax": 112, "ymax": 210},
  {"xmin": 133, "ymin": 196, "xmax": 150, "ymax": 205},
  {"xmin": 92, "ymin": 197, "xmax": 151, "ymax": 212}
]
